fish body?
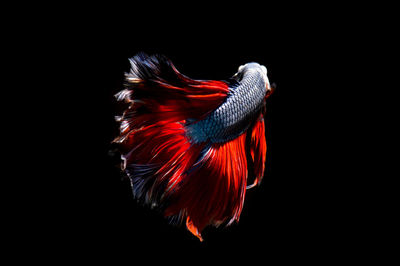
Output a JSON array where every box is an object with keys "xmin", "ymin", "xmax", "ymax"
[
  {"xmin": 186, "ymin": 63, "xmax": 269, "ymax": 143},
  {"xmin": 115, "ymin": 53, "xmax": 272, "ymax": 241}
]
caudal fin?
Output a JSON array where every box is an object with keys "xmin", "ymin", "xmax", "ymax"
[
  {"xmin": 115, "ymin": 53, "xmax": 229, "ymax": 133},
  {"xmin": 114, "ymin": 53, "xmax": 229, "ymax": 209}
]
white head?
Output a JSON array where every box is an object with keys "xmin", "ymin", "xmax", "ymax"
[{"xmin": 236, "ymin": 62, "xmax": 271, "ymax": 92}]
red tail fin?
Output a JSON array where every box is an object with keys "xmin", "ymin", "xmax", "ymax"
[
  {"xmin": 115, "ymin": 53, "xmax": 229, "ymax": 133},
  {"xmin": 119, "ymin": 122, "xmax": 205, "ymax": 206},
  {"xmin": 115, "ymin": 53, "xmax": 229, "ymax": 209}
]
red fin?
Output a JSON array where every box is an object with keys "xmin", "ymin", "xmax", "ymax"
[
  {"xmin": 165, "ymin": 133, "xmax": 248, "ymax": 238},
  {"xmin": 118, "ymin": 122, "xmax": 205, "ymax": 206},
  {"xmin": 114, "ymin": 53, "xmax": 228, "ymax": 209},
  {"xmin": 115, "ymin": 53, "xmax": 229, "ymax": 132},
  {"xmin": 247, "ymin": 115, "xmax": 267, "ymax": 189}
]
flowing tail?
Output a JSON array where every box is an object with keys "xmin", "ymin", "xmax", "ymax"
[{"xmin": 114, "ymin": 53, "xmax": 267, "ymax": 241}]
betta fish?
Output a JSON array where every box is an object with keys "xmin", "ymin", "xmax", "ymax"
[{"xmin": 114, "ymin": 53, "xmax": 273, "ymax": 241}]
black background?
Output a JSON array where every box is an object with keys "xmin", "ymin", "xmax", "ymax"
[{"xmin": 14, "ymin": 4, "xmax": 371, "ymax": 263}]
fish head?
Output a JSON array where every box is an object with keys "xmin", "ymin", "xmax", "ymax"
[{"xmin": 236, "ymin": 62, "xmax": 271, "ymax": 93}]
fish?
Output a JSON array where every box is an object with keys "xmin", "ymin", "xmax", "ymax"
[{"xmin": 114, "ymin": 53, "xmax": 273, "ymax": 241}]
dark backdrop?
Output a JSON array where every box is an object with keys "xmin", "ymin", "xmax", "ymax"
[{"xmin": 24, "ymin": 6, "xmax": 360, "ymax": 263}]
